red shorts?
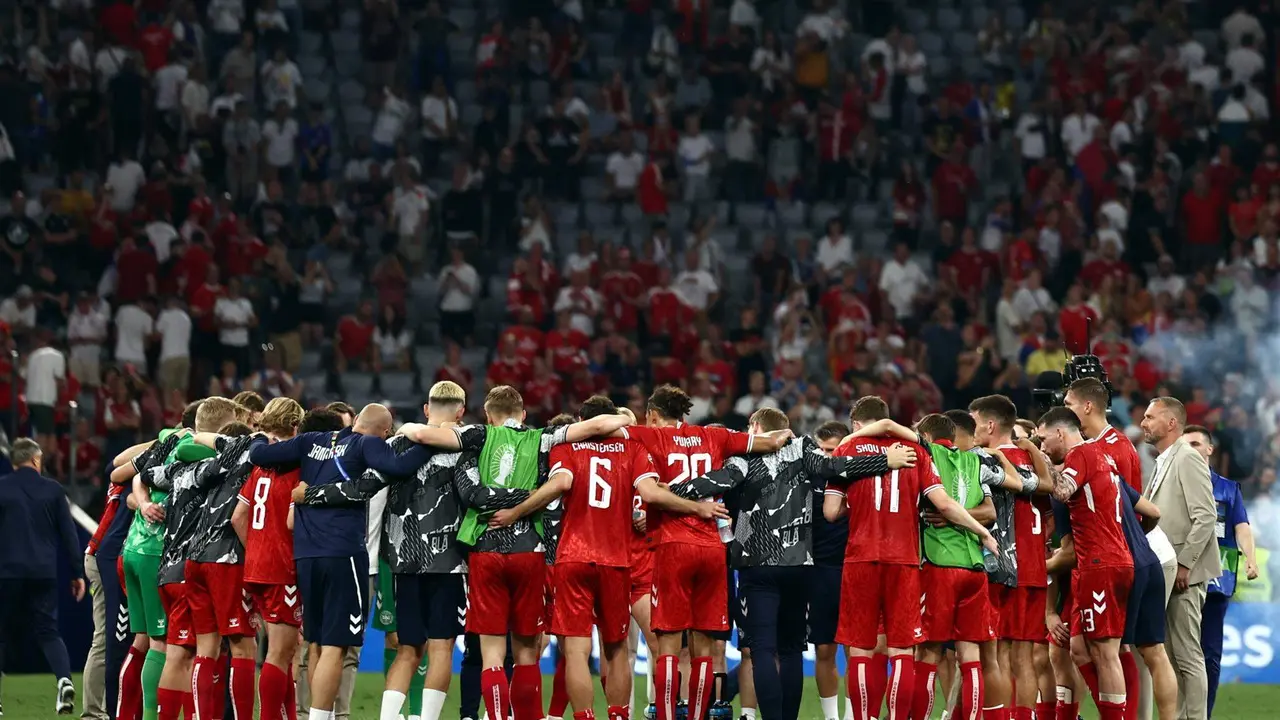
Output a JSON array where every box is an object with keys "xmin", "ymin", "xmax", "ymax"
[
  {"xmin": 630, "ymin": 548, "xmax": 653, "ymax": 606},
  {"xmin": 1001, "ymin": 585, "xmax": 1049, "ymax": 642},
  {"xmin": 184, "ymin": 561, "xmax": 255, "ymax": 637},
  {"xmin": 552, "ymin": 562, "xmax": 632, "ymax": 643},
  {"xmin": 837, "ymin": 562, "xmax": 922, "ymax": 649},
  {"xmin": 245, "ymin": 582, "xmax": 303, "ymax": 627},
  {"xmin": 920, "ymin": 565, "xmax": 994, "ymax": 644},
  {"xmin": 158, "ymin": 583, "xmax": 195, "ymax": 648},
  {"xmin": 1070, "ymin": 565, "xmax": 1133, "ymax": 641},
  {"xmin": 542, "ymin": 565, "xmax": 557, "ymax": 631},
  {"xmin": 466, "ymin": 551, "xmax": 546, "ymax": 637},
  {"xmin": 651, "ymin": 543, "xmax": 728, "ymax": 634}
]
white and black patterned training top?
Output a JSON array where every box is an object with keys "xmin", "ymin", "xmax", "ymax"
[
  {"xmin": 300, "ymin": 425, "xmax": 528, "ymax": 575},
  {"xmin": 187, "ymin": 434, "xmax": 267, "ymax": 565},
  {"xmin": 670, "ymin": 436, "xmax": 891, "ymax": 568},
  {"xmin": 148, "ymin": 459, "xmax": 215, "ymax": 586},
  {"xmin": 453, "ymin": 422, "xmax": 572, "ymax": 557},
  {"xmin": 970, "ymin": 447, "xmax": 1025, "ymax": 588}
]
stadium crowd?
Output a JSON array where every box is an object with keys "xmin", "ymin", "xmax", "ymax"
[{"xmin": 0, "ymin": 0, "xmax": 1275, "ymax": 717}]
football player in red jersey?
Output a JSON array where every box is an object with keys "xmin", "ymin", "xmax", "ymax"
[
  {"xmin": 493, "ymin": 396, "xmax": 724, "ymax": 720},
  {"xmin": 968, "ymin": 395, "xmax": 1056, "ymax": 720},
  {"xmin": 615, "ymin": 385, "xmax": 791, "ymax": 720},
  {"xmin": 1064, "ymin": 378, "xmax": 1143, "ymax": 492},
  {"xmin": 1037, "ymin": 408, "xmax": 1133, "ymax": 720},
  {"xmin": 232, "ymin": 407, "xmax": 344, "ymax": 720},
  {"xmin": 825, "ymin": 397, "xmax": 997, "ymax": 720}
]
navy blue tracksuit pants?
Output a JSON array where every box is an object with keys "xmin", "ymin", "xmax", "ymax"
[
  {"xmin": 0, "ymin": 577, "xmax": 74, "ymax": 680},
  {"xmin": 738, "ymin": 566, "xmax": 809, "ymax": 720},
  {"xmin": 1202, "ymin": 591, "xmax": 1230, "ymax": 717}
]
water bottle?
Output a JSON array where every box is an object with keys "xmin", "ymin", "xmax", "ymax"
[
  {"xmin": 645, "ymin": 703, "xmax": 657, "ymax": 720},
  {"xmin": 982, "ymin": 544, "xmax": 999, "ymax": 574},
  {"xmin": 716, "ymin": 516, "xmax": 734, "ymax": 544}
]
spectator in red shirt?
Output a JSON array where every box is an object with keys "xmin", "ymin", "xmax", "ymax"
[
  {"xmin": 115, "ymin": 236, "xmax": 158, "ymax": 304},
  {"xmin": 1056, "ymin": 284, "xmax": 1099, "ymax": 355},
  {"xmin": 59, "ymin": 419, "xmax": 102, "ymax": 487},
  {"xmin": 501, "ymin": 308, "xmax": 545, "ymax": 362},
  {"xmin": 1252, "ymin": 143, "xmax": 1280, "ymax": 194},
  {"xmin": 223, "ymin": 218, "xmax": 268, "ymax": 279},
  {"xmin": 544, "ymin": 310, "xmax": 590, "ymax": 376},
  {"xmin": 942, "ymin": 227, "xmax": 997, "ymax": 298},
  {"xmin": 693, "ymin": 340, "xmax": 736, "ymax": 398},
  {"xmin": 486, "ymin": 334, "xmax": 531, "ymax": 389},
  {"xmin": 637, "ymin": 154, "xmax": 670, "ymax": 217},
  {"xmin": 522, "ymin": 357, "xmax": 563, "ymax": 425},
  {"xmin": 815, "ymin": 97, "xmax": 856, "ymax": 201},
  {"xmin": 1206, "ymin": 145, "xmax": 1243, "ymax": 192},
  {"xmin": 932, "ymin": 145, "xmax": 977, "ymax": 227},
  {"xmin": 1228, "ymin": 183, "xmax": 1263, "ymax": 241},
  {"xmin": 1080, "ymin": 238, "xmax": 1130, "ymax": 288},
  {"xmin": 136, "ymin": 20, "xmax": 174, "ymax": 72},
  {"xmin": 434, "ymin": 341, "xmax": 474, "ymax": 390},
  {"xmin": 335, "ymin": 300, "xmax": 377, "ymax": 373},
  {"xmin": 1181, "ymin": 172, "xmax": 1225, "ymax": 267},
  {"xmin": 99, "ymin": 0, "xmax": 138, "ymax": 46},
  {"xmin": 600, "ymin": 246, "xmax": 647, "ymax": 333}
]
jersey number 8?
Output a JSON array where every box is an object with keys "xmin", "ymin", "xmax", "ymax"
[{"xmin": 251, "ymin": 475, "xmax": 271, "ymax": 530}]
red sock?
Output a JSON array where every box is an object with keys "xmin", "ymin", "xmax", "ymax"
[
  {"xmin": 847, "ymin": 656, "xmax": 871, "ymax": 720},
  {"xmin": 550, "ymin": 654, "xmax": 569, "ymax": 718},
  {"xmin": 1097, "ymin": 700, "xmax": 1125, "ymax": 720},
  {"xmin": 607, "ymin": 705, "xmax": 629, "ymax": 720},
  {"xmin": 511, "ymin": 664, "xmax": 544, "ymax": 720},
  {"xmin": 1119, "ymin": 652, "xmax": 1139, "ymax": 720},
  {"xmin": 1013, "ymin": 707, "xmax": 1033, "ymax": 720},
  {"xmin": 192, "ymin": 657, "xmax": 215, "ymax": 720},
  {"xmin": 957, "ymin": 661, "xmax": 983, "ymax": 720},
  {"xmin": 229, "ymin": 658, "xmax": 255, "ymax": 720},
  {"xmin": 688, "ymin": 657, "xmax": 714, "ymax": 720},
  {"xmin": 886, "ymin": 655, "xmax": 915, "ymax": 720},
  {"xmin": 157, "ymin": 688, "xmax": 182, "ymax": 720},
  {"xmin": 1056, "ymin": 700, "xmax": 1080, "ymax": 720},
  {"xmin": 909, "ymin": 661, "xmax": 936, "ymax": 720},
  {"xmin": 481, "ymin": 667, "xmax": 512, "ymax": 720},
  {"xmin": 1077, "ymin": 663, "xmax": 1100, "ymax": 706},
  {"xmin": 655, "ymin": 655, "xmax": 678, "ymax": 720},
  {"xmin": 212, "ymin": 659, "xmax": 227, "ymax": 720},
  {"xmin": 117, "ymin": 646, "xmax": 146, "ymax": 720},
  {"xmin": 284, "ymin": 663, "xmax": 297, "ymax": 719},
  {"xmin": 258, "ymin": 662, "xmax": 288, "ymax": 720},
  {"xmin": 182, "ymin": 692, "xmax": 195, "ymax": 720},
  {"xmin": 1036, "ymin": 701, "xmax": 1055, "ymax": 720},
  {"xmin": 573, "ymin": 711, "xmax": 596, "ymax": 720},
  {"xmin": 869, "ymin": 654, "xmax": 889, "ymax": 719}
]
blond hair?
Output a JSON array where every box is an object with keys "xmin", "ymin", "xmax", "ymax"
[
  {"xmin": 196, "ymin": 396, "xmax": 243, "ymax": 433},
  {"xmin": 258, "ymin": 397, "xmax": 304, "ymax": 437},
  {"xmin": 429, "ymin": 381, "xmax": 466, "ymax": 407},
  {"xmin": 484, "ymin": 386, "xmax": 524, "ymax": 418}
]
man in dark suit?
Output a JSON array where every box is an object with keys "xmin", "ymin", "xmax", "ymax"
[{"xmin": 0, "ymin": 438, "xmax": 87, "ymax": 715}]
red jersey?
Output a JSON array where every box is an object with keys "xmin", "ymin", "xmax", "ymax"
[
  {"xmin": 550, "ymin": 439, "xmax": 657, "ymax": 567},
  {"xmin": 830, "ymin": 437, "xmax": 942, "ymax": 565},
  {"xmin": 89, "ymin": 484, "xmax": 125, "ymax": 556},
  {"xmin": 600, "ymin": 269, "xmax": 646, "ymax": 332},
  {"xmin": 999, "ymin": 445, "xmax": 1048, "ymax": 587},
  {"xmin": 238, "ymin": 466, "xmax": 301, "ymax": 584},
  {"xmin": 632, "ymin": 494, "xmax": 653, "ymax": 561},
  {"xmin": 1092, "ymin": 425, "xmax": 1143, "ymax": 493},
  {"xmin": 1062, "ymin": 442, "xmax": 1133, "ymax": 568},
  {"xmin": 620, "ymin": 423, "xmax": 752, "ymax": 548},
  {"xmin": 544, "ymin": 328, "xmax": 589, "ymax": 375}
]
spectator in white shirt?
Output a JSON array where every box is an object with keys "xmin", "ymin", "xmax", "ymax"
[
  {"xmin": 1012, "ymin": 269, "xmax": 1056, "ymax": 322},
  {"xmin": 729, "ymin": 0, "xmax": 760, "ymax": 35},
  {"xmin": 208, "ymin": 0, "xmax": 245, "ymax": 50},
  {"xmin": 878, "ymin": 242, "xmax": 928, "ymax": 319},
  {"xmin": 673, "ymin": 248, "xmax": 720, "ymax": 313},
  {"xmin": 420, "ymin": 76, "xmax": 458, "ymax": 173},
  {"xmin": 155, "ymin": 296, "xmax": 192, "ymax": 394},
  {"xmin": 677, "ymin": 114, "xmax": 715, "ymax": 203},
  {"xmin": 391, "ymin": 174, "xmax": 431, "ymax": 248},
  {"xmin": 214, "ymin": 278, "xmax": 257, "ymax": 374},
  {"xmin": 1231, "ymin": 268, "xmax": 1269, "ymax": 336},
  {"xmin": 181, "ymin": 64, "xmax": 211, "ymax": 128},
  {"xmin": 896, "ymin": 34, "xmax": 928, "ymax": 98},
  {"xmin": 1014, "ymin": 104, "xmax": 1048, "ymax": 164},
  {"xmin": 25, "ymin": 331, "xmax": 65, "ymax": 441},
  {"xmin": 816, "ymin": 218, "xmax": 855, "ymax": 279},
  {"xmin": 260, "ymin": 47, "xmax": 302, "ymax": 110},
  {"xmin": 372, "ymin": 87, "xmax": 412, "ymax": 158},
  {"xmin": 1147, "ymin": 255, "xmax": 1186, "ymax": 299},
  {"xmin": 1222, "ymin": 6, "xmax": 1265, "ymax": 50},
  {"xmin": 438, "ymin": 246, "xmax": 478, "ymax": 345},
  {"xmin": 0, "ymin": 286, "xmax": 37, "ymax": 334},
  {"xmin": 750, "ymin": 30, "xmax": 792, "ymax": 94},
  {"xmin": 261, "ymin": 100, "xmax": 299, "ymax": 178},
  {"xmin": 723, "ymin": 98, "xmax": 759, "ymax": 204},
  {"xmin": 105, "ymin": 150, "xmax": 146, "ymax": 212},
  {"xmin": 1226, "ymin": 34, "xmax": 1265, "ymax": 85},
  {"xmin": 605, "ymin": 132, "xmax": 645, "ymax": 202},
  {"xmin": 733, "ymin": 371, "xmax": 780, "ymax": 416},
  {"xmin": 153, "ymin": 52, "xmax": 189, "ymax": 116},
  {"xmin": 564, "ymin": 232, "xmax": 598, "ymax": 278},
  {"xmin": 94, "ymin": 43, "xmax": 130, "ymax": 91},
  {"xmin": 554, "ymin": 269, "xmax": 604, "ymax": 336},
  {"xmin": 862, "ymin": 28, "xmax": 899, "ymax": 75},
  {"xmin": 1060, "ymin": 97, "xmax": 1100, "ymax": 159},
  {"xmin": 145, "ymin": 212, "xmax": 180, "ymax": 264},
  {"xmin": 66, "ymin": 293, "xmax": 108, "ymax": 387},
  {"xmin": 114, "ymin": 299, "xmax": 154, "ymax": 374}
]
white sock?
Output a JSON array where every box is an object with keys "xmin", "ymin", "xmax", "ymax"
[
  {"xmin": 308, "ymin": 709, "xmax": 336, "ymax": 720},
  {"xmin": 422, "ymin": 688, "xmax": 447, "ymax": 720},
  {"xmin": 740, "ymin": 708, "xmax": 757, "ymax": 720},
  {"xmin": 844, "ymin": 697, "xmax": 854, "ymax": 720},
  {"xmin": 820, "ymin": 695, "xmax": 840, "ymax": 720},
  {"xmin": 379, "ymin": 690, "xmax": 407, "ymax": 720}
]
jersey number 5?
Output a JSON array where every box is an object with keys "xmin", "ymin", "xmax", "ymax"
[
  {"xmin": 251, "ymin": 475, "xmax": 271, "ymax": 530},
  {"xmin": 588, "ymin": 457, "xmax": 613, "ymax": 509}
]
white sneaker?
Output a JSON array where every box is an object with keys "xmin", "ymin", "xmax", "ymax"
[{"xmin": 55, "ymin": 678, "xmax": 75, "ymax": 715}]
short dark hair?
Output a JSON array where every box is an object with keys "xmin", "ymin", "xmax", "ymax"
[
  {"xmin": 749, "ymin": 407, "xmax": 789, "ymax": 433},
  {"xmin": 181, "ymin": 400, "xmax": 203, "ymax": 429},
  {"xmin": 968, "ymin": 395, "xmax": 1017, "ymax": 433},
  {"xmin": 325, "ymin": 401, "xmax": 356, "ymax": 420},
  {"xmin": 217, "ymin": 421, "xmax": 255, "ymax": 437},
  {"xmin": 578, "ymin": 395, "xmax": 618, "ymax": 420},
  {"xmin": 917, "ymin": 413, "xmax": 957, "ymax": 443},
  {"xmin": 943, "ymin": 409, "xmax": 977, "ymax": 436},
  {"xmin": 233, "ymin": 391, "xmax": 266, "ymax": 414},
  {"xmin": 484, "ymin": 386, "xmax": 525, "ymax": 418},
  {"xmin": 814, "ymin": 421, "xmax": 850, "ymax": 443},
  {"xmin": 849, "ymin": 396, "xmax": 890, "ymax": 424},
  {"xmin": 300, "ymin": 409, "xmax": 345, "ymax": 434},
  {"xmin": 648, "ymin": 384, "xmax": 693, "ymax": 421},
  {"xmin": 1184, "ymin": 424, "xmax": 1214, "ymax": 445},
  {"xmin": 546, "ymin": 413, "xmax": 575, "ymax": 428},
  {"xmin": 1067, "ymin": 377, "xmax": 1109, "ymax": 411},
  {"xmin": 1038, "ymin": 407, "xmax": 1082, "ymax": 431}
]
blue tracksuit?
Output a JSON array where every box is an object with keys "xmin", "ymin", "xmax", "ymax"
[{"xmin": 1202, "ymin": 471, "xmax": 1249, "ymax": 717}]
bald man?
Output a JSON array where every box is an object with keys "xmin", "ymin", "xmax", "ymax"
[{"xmin": 250, "ymin": 404, "xmax": 458, "ymax": 720}]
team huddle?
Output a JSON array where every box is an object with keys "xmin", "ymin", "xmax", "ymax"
[{"xmin": 96, "ymin": 374, "xmax": 1181, "ymax": 720}]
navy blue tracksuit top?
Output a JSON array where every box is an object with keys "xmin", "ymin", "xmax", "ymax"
[{"xmin": 0, "ymin": 467, "xmax": 85, "ymax": 579}]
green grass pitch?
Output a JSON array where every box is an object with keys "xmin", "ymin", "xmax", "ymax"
[{"xmin": 1, "ymin": 673, "xmax": 1274, "ymax": 719}]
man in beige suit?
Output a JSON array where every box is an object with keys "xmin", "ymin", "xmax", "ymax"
[{"xmin": 1139, "ymin": 397, "xmax": 1220, "ymax": 720}]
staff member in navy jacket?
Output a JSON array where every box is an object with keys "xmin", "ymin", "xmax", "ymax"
[{"xmin": 0, "ymin": 438, "xmax": 87, "ymax": 715}]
